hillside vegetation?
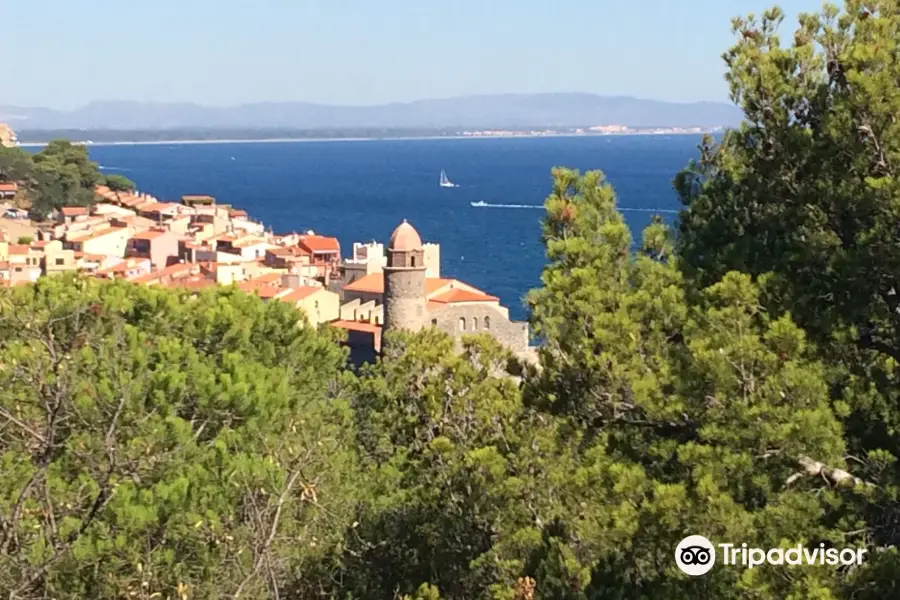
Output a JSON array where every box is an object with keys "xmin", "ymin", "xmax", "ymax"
[{"xmin": 0, "ymin": 140, "xmax": 135, "ymax": 219}]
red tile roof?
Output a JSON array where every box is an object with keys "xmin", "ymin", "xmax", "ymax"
[
  {"xmin": 298, "ymin": 235, "xmax": 340, "ymax": 254},
  {"xmin": 428, "ymin": 288, "xmax": 499, "ymax": 304},
  {"xmin": 67, "ymin": 226, "xmax": 127, "ymax": 243},
  {"xmin": 128, "ymin": 262, "xmax": 198, "ymax": 284},
  {"xmin": 238, "ymin": 282, "xmax": 286, "ymax": 299},
  {"xmin": 425, "ymin": 278, "xmax": 455, "ymax": 295},
  {"xmin": 243, "ymin": 272, "xmax": 283, "ymax": 287},
  {"xmin": 96, "ymin": 259, "xmax": 149, "ymax": 275},
  {"xmin": 268, "ymin": 246, "xmax": 311, "ymax": 257},
  {"xmin": 164, "ymin": 275, "xmax": 216, "ymax": 290},
  {"xmin": 130, "ymin": 230, "xmax": 168, "ymax": 241},
  {"xmin": 278, "ymin": 286, "xmax": 323, "ymax": 303},
  {"xmin": 0, "ymin": 182, "xmax": 19, "ymax": 193},
  {"xmin": 118, "ymin": 195, "xmax": 145, "ymax": 208},
  {"xmin": 343, "ymin": 272, "xmax": 384, "ymax": 294},
  {"xmin": 343, "ymin": 275, "xmax": 458, "ymax": 296},
  {"xmin": 61, "ymin": 206, "xmax": 89, "ymax": 216},
  {"xmin": 138, "ymin": 203, "xmax": 180, "ymax": 215}
]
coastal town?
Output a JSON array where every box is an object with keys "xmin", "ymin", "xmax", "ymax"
[
  {"xmin": 459, "ymin": 124, "xmax": 719, "ymax": 137},
  {"xmin": 0, "ymin": 174, "xmax": 532, "ymax": 363}
]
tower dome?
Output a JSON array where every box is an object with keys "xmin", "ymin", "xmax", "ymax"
[{"xmin": 389, "ymin": 219, "xmax": 423, "ymax": 251}]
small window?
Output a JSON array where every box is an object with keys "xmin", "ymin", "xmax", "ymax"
[
  {"xmin": 484, "ymin": 316, "xmax": 491, "ymax": 330},
  {"xmin": 473, "ymin": 317, "xmax": 479, "ymax": 330},
  {"xmin": 410, "ymin": 255, "xmax": 417, "ymax": 267},
  {"xmin": 459, "ymin": 317, "xmax": 467, "ymax": 331},
  {"xmin": 431, "ymin": 318, "xmax": 438, "ymax": 326},
  {"xmin": 374, "ymin": 316, "xmax": 380, "ymax": 325},
  {"xmin": 314, "ymin": 300, "xmax": 319, "ymax": 310},
  {"xmin": 55, "ymin": 258, "xmax": 65, "ymax": 266}
]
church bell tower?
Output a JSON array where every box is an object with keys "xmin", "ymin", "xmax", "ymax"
[{"xmin": 382, "ymin": 219, "xmax": 427, "ymax": 332}]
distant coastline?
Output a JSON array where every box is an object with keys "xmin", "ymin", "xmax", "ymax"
[{"xmin": 15, "ymin": 127, "xmax": 722, "ymax": 148}]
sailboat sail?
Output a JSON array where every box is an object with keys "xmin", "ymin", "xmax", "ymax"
[{"xmin": 440, "ymin": 169, "xmax": 457, "ymax": 187}]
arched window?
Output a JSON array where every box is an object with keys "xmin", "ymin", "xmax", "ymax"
[
  {"xmin": 459, "ymin": 317, "xmax": 467, "ymax": 331},
  {"xmin": 410, "ymin": 255, "xmax": 417, "ymax": 267},
  {"xmin": 484, "ymin": 316, "xmax": 491, "ymax": 330},
  {"xmin": 473, "ymin": 316, "xmax": 479, "ymax": 330},
  {"xmin": 374, "ymin": 316, "xmax": 380, "ymax": 325}
]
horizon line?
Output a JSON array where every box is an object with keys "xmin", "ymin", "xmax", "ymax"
[{"xmin": 2, "ymin": 92, "xmax": 737, "ymax": 113}]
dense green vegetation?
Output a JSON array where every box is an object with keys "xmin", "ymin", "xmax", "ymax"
[
  {"xmin": 0, "ymin": 141, "xmax": 135, "ymax": 219},
  {"xmin": 2, "ymin": 2, "xmax": 900, "ymax": 598}
]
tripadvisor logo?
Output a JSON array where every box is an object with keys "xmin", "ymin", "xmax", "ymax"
[
  {"xmin": 675, "ymin": 535, "xmax": 867, "ymax": 576},
  {"xmin": 675, "ymin": 535, "xmax": 716, "ymax": 576}
]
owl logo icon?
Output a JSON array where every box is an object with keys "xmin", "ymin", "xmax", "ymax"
[{"xmin": 675, "ymin": 535, "xmax": 716, "ymax": 576}]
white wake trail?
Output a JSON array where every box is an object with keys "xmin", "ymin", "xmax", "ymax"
[{"xmin": 470, "ymin": 202, "xmax": 678, "ymax": 214}]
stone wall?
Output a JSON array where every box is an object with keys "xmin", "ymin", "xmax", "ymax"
[
  {"xmin": 430, "ymin": 303, "xmax": 529, "ymax": 354},
  {"xmin": 384, "ymin": 267, "xmax": 426, "ymax": 331}
]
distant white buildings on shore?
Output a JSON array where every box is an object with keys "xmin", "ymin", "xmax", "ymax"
[{"xmin": 458, "ymin": 124, "xmax": 721, "ymax": 138}]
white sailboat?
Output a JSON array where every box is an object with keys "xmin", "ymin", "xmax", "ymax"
[{"xmin": 440, "ymin": 169, "xmax": 458, "ymax": 188}]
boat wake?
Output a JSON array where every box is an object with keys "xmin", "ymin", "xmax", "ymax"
[
  {"xmin": 470, "ymin": 202, "xmax": 540, "ymax": 209},
  {"xmin": 99, "ymin": 165, "xmax": 132, "ymax": 172},
  {"xmin": 619, "ymin": 207, "xmax": 680, "ymax": 214},
  {"xmin": 470, "ymin": 201, "xmax": 678, "ymax": 214}
]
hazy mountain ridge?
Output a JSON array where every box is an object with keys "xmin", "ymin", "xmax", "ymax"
[{"xmin": 0, "ymin": 93, "xmax": 743, "ymax": 130}]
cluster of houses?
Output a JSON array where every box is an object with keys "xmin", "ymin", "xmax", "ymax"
[{"xmin": 0, "ymin": 185, "xmax": 532, "ymax": 362}]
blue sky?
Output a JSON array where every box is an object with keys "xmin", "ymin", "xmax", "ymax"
[{"xmin": 7, "ymin": 0, "xmax": 823, "ymax": 109}]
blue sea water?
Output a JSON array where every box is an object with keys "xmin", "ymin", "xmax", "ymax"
[{"xmin": 89, "ymin": 135, "xmax": 702, "ymax": 321}]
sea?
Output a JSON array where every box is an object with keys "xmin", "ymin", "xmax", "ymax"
[{"xmin": 88, "ymin": 135, "xmax": 703, "ymax": 321}]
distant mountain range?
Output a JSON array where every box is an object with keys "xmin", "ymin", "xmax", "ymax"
[{"xmin": 0, "ymin": 93, "xmax": 743, "ymax": 131}]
